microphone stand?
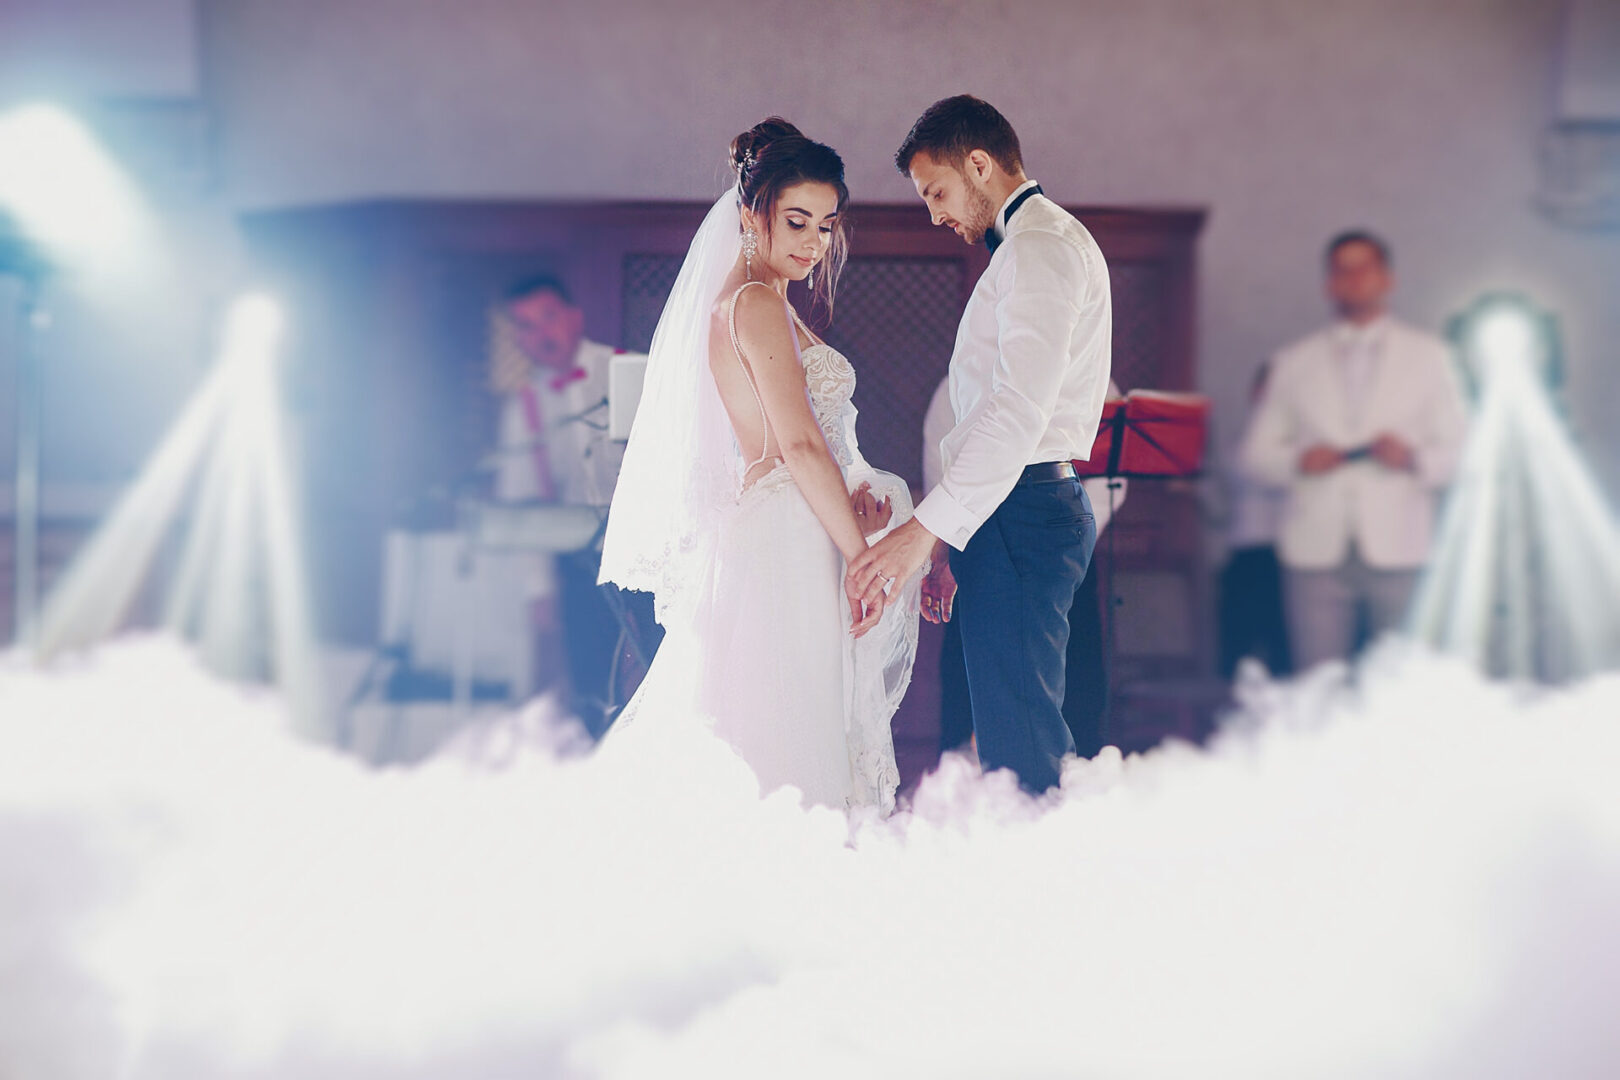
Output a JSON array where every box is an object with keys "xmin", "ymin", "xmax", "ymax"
[
  {"xmin": 1100, "ymin": 474, "xmax": 1124, "ymax": 749},
  {"xmin": 556, "ymin": 396, "xmax": 610, "ymax": 432}
]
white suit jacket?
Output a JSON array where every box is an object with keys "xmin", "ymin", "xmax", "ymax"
[{"xmin": 1241, "ymin": 317, "xmax": 1468, "ymax": 571}]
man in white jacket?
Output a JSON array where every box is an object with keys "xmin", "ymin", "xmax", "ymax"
[{"xmin": 1241, "ymin": 231, "xmax": 1469, "ymax": 670}]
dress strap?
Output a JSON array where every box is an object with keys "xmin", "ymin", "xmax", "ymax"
[
  {"xmin": 787, "ymin": 303, "xmax": 819, "ymax": 346},
  {"xmin": 727, "ymin": 280, "xmax": 783, "ymax": 473}
]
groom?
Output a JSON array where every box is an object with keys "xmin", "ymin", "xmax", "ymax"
[{"xmin": 847, "ymin": 95, "xmax": 1113, "ymax": 794}]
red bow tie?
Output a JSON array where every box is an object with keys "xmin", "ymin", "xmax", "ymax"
[{"xmin": 548, "ymin": 366, "xmax": 587, "ymax": 393}]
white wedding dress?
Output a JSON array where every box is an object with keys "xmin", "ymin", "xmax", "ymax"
[{"xmin": 602, "ymin": 274, "xmax": 919, "ymax": 814}]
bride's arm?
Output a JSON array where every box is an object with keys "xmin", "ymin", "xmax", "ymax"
[{"xmin": 732, "ymin": 289, "xmax": 881, "ymax": 618}]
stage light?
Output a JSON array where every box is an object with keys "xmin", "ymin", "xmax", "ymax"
[
  {"xmin": 1, "ymin": 103, "xmax": 152, "ymax": 647},
  {"xmin": 36, "ymin": 293, "xmax": 328, "ymax": 736},
  {"xmin": 1473, "ymin": 307, "xmax": 1535, "ymax": 376},
  {"xmin": 224, "ymin": 292, "xmax": 285, "ymax": 351},
  {"xmin": 1412, "ymin": 292, "xmax": 1620, "ymax": 681},
  {"xmin": 1448, "ymin": 292, "xmax": 1562, "ymax": 398},
  {"xmin": 0, "ymin": 103, "xmax": 141, "ymax": 271}
]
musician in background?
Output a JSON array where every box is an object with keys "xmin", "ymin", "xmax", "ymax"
[
  {"xmin": 490, "ymin": 274, "xmax": 624, "ymax": 507},
  {"xmin": 488, "ymin": 275, "xmax": 650, "ymax": 730}
]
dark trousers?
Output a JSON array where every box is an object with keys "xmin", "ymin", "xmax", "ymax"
[
  {"xmin": 1062, "ymin": 566, "xmax": 1108, "ymax": 758},
  {"xmin": 952, "ymin": 476, "xmax": 1097, "ymax": 793},
  {"xmin": 1217, "ymin": 544, "xmax": 1292, "ymax": 678},
  {"xmin": 938, "ymin": 561, "xmax": 1107, "ymax": 759}
]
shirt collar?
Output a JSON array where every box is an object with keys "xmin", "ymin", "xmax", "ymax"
[
  {"xmin": 1333, "ymin": 313, "xmax": 1390, "ymax": 346},
  {"xmin": 987, "ymin": 179, "xmax": 1042, "ymax": 249}
]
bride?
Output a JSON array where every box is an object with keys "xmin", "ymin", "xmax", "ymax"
[{"xmin": 598, "ymin": 118, "xmax": 920, "ymax": 814}]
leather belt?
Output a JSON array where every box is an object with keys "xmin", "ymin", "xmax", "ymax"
[{"xmin": 1017, "ymin": 460, "xmax": 1077, "ymax": 485}]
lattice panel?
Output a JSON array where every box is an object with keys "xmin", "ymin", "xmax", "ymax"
[
  {"xmin": 1107, "ymin": 261, "xmax": 1169, "ymax": 392},
  {"xmin": 617, "ymin": 255, "xmax": 1171, "ymax": 486},
  {"xmin": 621, "ymin": 254, "xmax": 684, "ymax": 353},
  {"xmin": 821, "ymin": 259, "xmax": 965, "ymax": 488},
  {"xmin": 620, "ymin": 254, "xmax": 965, "ymax": 490}
]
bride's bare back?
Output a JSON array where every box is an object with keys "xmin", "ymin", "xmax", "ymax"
[{"xmin": 708, "ymin": 277, "xmax": 821, "ymax": 490}]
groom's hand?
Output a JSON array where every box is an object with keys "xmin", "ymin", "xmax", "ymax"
[
  {"xmin": 920, "ymin": 545, "xmax": 957, "ymax": 624},
  {"xmin": 847, "ymin": 518, "xmax": 938, "ymax": 612}
]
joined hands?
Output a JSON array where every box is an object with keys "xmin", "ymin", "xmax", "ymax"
[
  {"xmin": 1300, "ymin": 432, "xmax": 1415, "ymax": 475},
  {"xmin": 845, "ymin": 517, "xmax": 943, "ymax": 635}
]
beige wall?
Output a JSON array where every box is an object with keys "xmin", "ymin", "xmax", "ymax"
[
  {"xmin": 204, "ymin": 0, "xmax": 1620, "ymax": 499},
  {"xmin": 6, "ymin": 1, "xmax": 1615, "ymax": 535}
]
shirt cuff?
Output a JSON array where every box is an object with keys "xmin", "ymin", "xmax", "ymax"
[{"xmin": 914, "ymin": 487, "xmax": 983, "ymax": 552}]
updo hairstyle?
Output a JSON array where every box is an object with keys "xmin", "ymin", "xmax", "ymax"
[{"xmin": 729, "ymin": 117, "xmax": 849, "ymax": 320}]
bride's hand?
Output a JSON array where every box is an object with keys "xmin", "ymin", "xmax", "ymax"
[
  {"xmin": 850, "ymin": 586, "xmax": 886, "ymax": 639},
  {"xmin": 851, "ymin": 482, "xmax": 893, "ymax": 537}
]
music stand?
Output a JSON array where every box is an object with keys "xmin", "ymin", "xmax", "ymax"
[{"xmin": 1074, "ymin": 391, "xmax": 1211, "ymax": 747}]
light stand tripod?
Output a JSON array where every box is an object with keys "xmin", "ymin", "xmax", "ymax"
[{"xmin": 1, "ymin": 217, "xmax": 52, "ymax": 648}]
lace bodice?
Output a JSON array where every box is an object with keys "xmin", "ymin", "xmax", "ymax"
[
  {"xmin": 801, "ymin": 342, "xmax": 859, "ymax": 470},
  {"xmin": 726, "ymin": 281, "xmax": 862, "ymax": 481}
]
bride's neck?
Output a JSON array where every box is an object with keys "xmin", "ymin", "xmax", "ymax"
[{"xmin": 738, "ymin": 254, "xmax": 788, "ymax": 295}]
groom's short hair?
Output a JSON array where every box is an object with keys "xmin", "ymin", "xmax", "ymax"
[{"xmin": 895, "ymin": 95, "xmax": 1024, "ymax": 177}]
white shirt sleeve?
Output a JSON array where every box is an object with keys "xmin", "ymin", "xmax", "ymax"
[
  {"xmin": 913, "ymin": 231, "xmax": 1093, "ymax": 549},
  {"xmin": 1240, "ymin": 353, "xmax": 1304, "ymax": 489}
]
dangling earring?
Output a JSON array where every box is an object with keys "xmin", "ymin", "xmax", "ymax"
[
  {"xmin": 806, "ymin": 265, "xmax": 814, "ymax": 289},
  {"xmin": 743, "ymin": 229, "xmax": 759, "ymax": 279}
]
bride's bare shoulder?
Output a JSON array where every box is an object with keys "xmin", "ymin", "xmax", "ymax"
[
  {"xmin": 709, "ymin": 280, "xmax": 789, "ymax": 344},
  {"xmin": 730, "ymin": 283, "xmax": 793, "ymax": 341}
]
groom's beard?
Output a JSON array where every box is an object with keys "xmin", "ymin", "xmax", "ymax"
[{"xmin": 960, "ymin": 185, "xmax": 998, "ymax": 245}]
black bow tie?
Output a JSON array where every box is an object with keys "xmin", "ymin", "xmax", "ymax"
[{"xmin": 984, "ymin": 184, "xmax": 1043, "ymax": 254}]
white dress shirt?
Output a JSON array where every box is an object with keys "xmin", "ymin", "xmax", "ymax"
[
  {"xmin": 923, "ymin": 373, "xmax": 1125, "ymax": 535},
  {"xmin": 493, "ymin": 338, "xmax": 639, "ymax": 600},
  {"xmin": 913, "ymin": 184, "xmax": 1113, "ymax": 550},
  {"xmin": 495, "ymin": 339, "xmax": 630, "ymax": 507},
  {"xmin": 1331, "ymin": 315, "xmax": 1389, "ymax": 425}
]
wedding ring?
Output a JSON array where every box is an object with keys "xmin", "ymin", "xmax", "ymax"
[{"xmin": 881, "ymin": 575, "xmax": 896, "ymax": 589}]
